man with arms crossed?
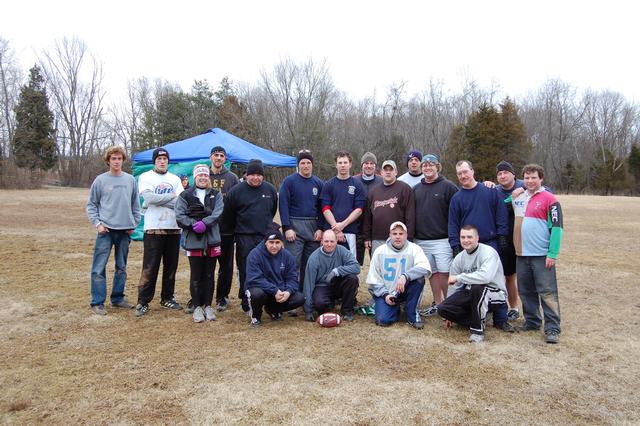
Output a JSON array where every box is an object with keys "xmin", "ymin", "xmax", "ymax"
[
  {"xmin": 135, "ymin": 148, "xmax": 184, "ymax": 317},
  {"xmin": 86, "ymin": 146, "xmax": 141, "ymax": 315}
]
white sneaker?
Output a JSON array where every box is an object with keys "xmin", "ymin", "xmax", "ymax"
[
  {"xmin": 193, "ymin": 306, "xmax": 205, "ymax": 323},
  {"xmin": 469, "ymin": 333, "xmax": 485, "ymax": 343},
  {"xmin": 204, "ymin": 306, "xmax": 217, "ymax": 321}
]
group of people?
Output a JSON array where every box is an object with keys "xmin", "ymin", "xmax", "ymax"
[{"xmin": 87, "ymin": 145, "xmax": 564, "ymax": 344}]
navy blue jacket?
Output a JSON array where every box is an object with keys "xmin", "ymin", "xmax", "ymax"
[{"xmin": 245, "ymin": 242, "xmax": 299, "ymax": 295}]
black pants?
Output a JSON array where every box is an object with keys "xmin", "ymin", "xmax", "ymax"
[
  {"xmin": 188, "ymin": 256, "xmax": 216, "ymax": 307},
  {"xmin": 246, "ymin": 287, "xmax": 305, "ymax": 321},
  {"xmin": 137, "ymin": 233, "xmax": 180, "ymax": 305},
  {"xmin": 235, "ymin": 234, "xmax": 265, "ymax": 311},
  {"xmin": 312, "ymin": 275, "xmax": 359, "ymax": 315},
  {"xmin": 438, "ymin": 284, "xmax": 490, "ymax": 335},
  {"xmin": 212, "ymin": 234, "xmax": 235, "ymax": 304},
  {"xmin": 355, "ymin": 234, "xmax": 371, "ymax": 266}
]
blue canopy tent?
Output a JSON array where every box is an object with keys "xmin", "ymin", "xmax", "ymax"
[{"xmin": 130, "ymin": 128, "xmax": 296, "ymax": 239}]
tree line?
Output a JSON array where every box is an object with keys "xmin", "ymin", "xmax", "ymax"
[{"xmin": 1, "ymin": 36, "xmax": 639, "ymax": 194}]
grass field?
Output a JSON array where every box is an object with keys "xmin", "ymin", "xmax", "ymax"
[{"xmin": 1, "ymin": 188, "xmax": 639, "ymax": 425}]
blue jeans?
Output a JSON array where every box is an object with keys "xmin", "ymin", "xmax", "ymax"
[
  {"xmin": 90, "ymin": 230, "xmax": 131, "ymax": 306},
  {"xmin": 374, "ymin": 278, "xmax": 425, "ymax": 325},
  {"xmin": 517, "ymin": 256, "xmax": 561, "ymax": 333}
]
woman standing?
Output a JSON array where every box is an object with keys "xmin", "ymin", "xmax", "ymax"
[{"xmin": 175, "ymin": 165, "xmax": 223, "ymax": 323}]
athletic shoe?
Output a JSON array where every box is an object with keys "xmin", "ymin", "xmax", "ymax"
[
  {"xmin": 250, "ymin": 318, "xmax": 262, "ymax": 327},
  {"xmin": 516, "ymin": 323, "xmax": 540, "ymax": 332},
  {"xmin": 342, "ymin": 314, "xmax": 355, "ymax": 322},
  {"xmin": 91, "ymin": 305, "xmax": 107, "ymax": 316},
  {"xmin": 135, "ymin": 304, "xmax": 149, "ymax": 317},
  {"xmin": 408, "ymin": 321, "xmax": 424, "ymax": 330},
  {"xmin": 357, "ymin": 305, "xmax": 375, "ymax": 316},
  {"xmin": 507, "ymin": 309, "xmax": 520, "ymax": 321},
  {"xmin": 204, "ymin": 306, "xmax": 217, "ymax": 321},
  {"xmin": 184, "ymin": 300, "xmax": 195, "ymax": 314},
  {"xmin": 111, "ymin": 300, "xmax": 134, "ymax": 309},
  {"xmin": 266, "ymin": 308, "xmax": 283, "ymax": 321},
  {"xmin": 495, "ymin": 322, "xmax": 516, "ymax": 333},
  {"xmin": 419, "ymin": 302, "xmax": 438, "ymax": 317},
  {"xmin": 160, "ymin": 298, "xmax": 182, "ymax": 310},
  {"xmin": 287, "ymin": 310, "xmax": 299, "ymax": 317},
  {"xmin": 305, "ymin": 312, "xmax": 316, "ymax": 322},
  {"xmin": 545, "ymin": 331, "xmax": 560, "ymax": 344},
  {"xmin": 216, "ymin": 297, "xmax": 229, "ymax": 312},
  {"xmin": 192, "ymin": 306, "xmax": 205, "ymax": 323},
  {"xmin": 469, "ymin": 333, "xmax": 485, "ymax": 343}
]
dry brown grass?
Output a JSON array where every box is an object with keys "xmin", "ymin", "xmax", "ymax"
[{"xmin": 0, "ymin": 189, "xmax": 639, "ymax": 425}]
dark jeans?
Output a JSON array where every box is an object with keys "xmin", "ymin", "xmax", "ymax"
[
  {"xmin": 438, "ymin": 284, "xmax": 490, "ymax": 335},
  {"xmin": 246, "ymin": 287, "xmax": 305, "ymax": 321},
  {"xmin": 213, "ymin": 234, "xmax": 235, "ymax": 304},
  {"xmin": 373, "ymin": 278, "xmax": 425, "ymax": 325},
  {"xmin": 517, "ymin": 256, "xmax": 561, "ymax": 333},
  {"xmin": 137, "ymin": 233, "xmax": 181, "ymax": 305},
  {"xmin": 236, "ymin": 234, "xmax": 265, "ymax": 311},
  {"xmin": 188, "ymin": 256, "xmax": 216, "ymax": 307},
  {"xmin": 90, "ymin": 230, "xmax": 131, "ymax": 306},
  {"xmin": 312, "ymin": 275, "xmax": 359, "ymax": 316}
]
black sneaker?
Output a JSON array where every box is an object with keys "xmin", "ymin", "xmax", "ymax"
[
  {"xmin": 342, "ymin": 314, "xmax": 355, "ymax": 322},
  {"xmin": 516, "ymin": 323, "xmax": 540, "ymax": 332},
  {"xmin": 135, "ymin": 304, "xmax": 149, "ymax": 317},
  {"xmin": 507, "ymin": 309, "xmax": 520, "ymax": 321},
  {"xmin": 184, "ymin": 300, "xmax": 195, "ymax": 314},
  {"xmin": 265, "ymin": 308, "xmax": 283, "ymax": 321},
  {"xmin": 545, "ymin": 331, "xmax": 560, "ymax": 344},
  {"xmin": 216, "ymin": 297, "xmax": 229, "ymax": 312},
  {"xmin": 495, "ymin": 322, "xmax": 516, "ymax": 333},
  {"xmin": 287, "ymin": 310, "xmax": 299, "ymax": 317},
  {"xmin": 160, "ymin": 298, "xmax": 182, "ymax": 310}
]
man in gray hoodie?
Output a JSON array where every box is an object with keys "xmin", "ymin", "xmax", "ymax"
[
  {"xmin": 438, "ymin": 225, "xmax": 509, "ymax": 343},
  {"xmin": 303, "ymin": 230, "xmax": 360, "ymax": 322}
]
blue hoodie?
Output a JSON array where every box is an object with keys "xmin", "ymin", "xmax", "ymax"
[{"xmin": 245, "ymin": 242, "xmax": 299, "ymax": 295}]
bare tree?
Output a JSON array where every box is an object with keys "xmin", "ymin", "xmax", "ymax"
[
  {"xmin": 40, "ymin": 37, "xmax": 106, "ymax": 186},
  {"xmin": 0, "ymin": 37, "xmax": 23, "ymax": 159},
  {"xmin": 108, "ymin": 79, "xmax": 143, "ymax": 154}
]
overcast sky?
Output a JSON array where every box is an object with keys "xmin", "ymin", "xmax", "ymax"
[{"xmin": 3, "ymin": 0, "xmax": 639, "ymax": 103}]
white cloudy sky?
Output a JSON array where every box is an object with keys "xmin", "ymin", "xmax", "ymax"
[{"xmin": 2, "ymin": 0, "xmax": 639, "ymax": 102}]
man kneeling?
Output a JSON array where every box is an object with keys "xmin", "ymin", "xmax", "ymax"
[
  {"xmin": 438, "ymin": 225, "xmax": 512, "ymax": 343},
  {"xmin": 303, "ymin": 230, "xmax": 361, "ymax": 322},
  {"xmin": 367, "ymin": 222, "xmax": 431, "ymax": 329},
  {"xmin": 245, "ymin": 229, "xmax": 304, "ymax": 327}
]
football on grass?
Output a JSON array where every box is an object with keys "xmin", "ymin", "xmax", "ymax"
[{"xmin": 316, "ymin": 313, "xmax": 341, "ymax": 327}]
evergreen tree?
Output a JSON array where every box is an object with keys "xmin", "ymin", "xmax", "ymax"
[
  {"xmin": 445, "ymin": 98, "xmax": 530, "ymax": 182},
  {"xmin": 12, "ymin": 65, "xmax": 57, "ymax": 170},
  {"xmin": 627, "ymin": 144, "xmax": 640, "ymax": 194}
]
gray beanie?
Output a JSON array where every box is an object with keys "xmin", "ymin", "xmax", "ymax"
[{"xmin": 361, "ymin": 152, "xmax": 377, "ymax": 165}]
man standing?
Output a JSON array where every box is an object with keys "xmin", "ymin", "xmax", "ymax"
[
  {"xmin": 413, "ymin": 154, "xmax": 458, "ymax": 316},
  {"xmin": 367, "ymin": 222, "xmax": 431, "ymax": 330},
  {"xmin": 86, "ymin": 146, "xmax": 141, "ymax": 315},
  {"xmin": 353, "ymin": 152, "xmax": 382, "ymax": 265},
  {"xmin": 245, "ymin": 229, "xmax": 305, "ymax": 327},
  {"xmin": 438, "ymin": 225, "xmax": 511, "ymax": 343},
  {"xmin": 208, "ymin": 146, "xmax": 240, "ymax": 312},
  {"xmin": 222, "ymin": 159, "xmax": 278, "ymax": 313},
  {"xmin": 398, "ymin": 149, "xmax": 424, "ymax": 188},
  {"xmin": 303, "ymin": 230, "xmax": 361, "ymax": 322},
  {"xmin": 362, "ymin": 159, "xmax": 415, "ymax": 254},
  {"xmin": 278, "ymin": 150, "xmax": 324, "ymax": 292},
  {"xmin": 512, "ymin": 164, "xmax": 564, "ymax": 344},
  {"xmin": 320, "ymin": 151, "xmax": 366, "ymax": 258},
  {"xmin": 448, "ymin": 160, "xmax": 509, "ymax": 257},
  {"xmin": 494, "ymin": 160, "xmax": 525, "ymax": 321},
  {"xmin": 135, "ymin": 148, "xmax": 184, "ymax": 317}
]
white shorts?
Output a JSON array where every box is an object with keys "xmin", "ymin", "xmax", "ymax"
[{"xmin": 415, "ymin": 238, "xmax": 452, "ymax": 274}]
